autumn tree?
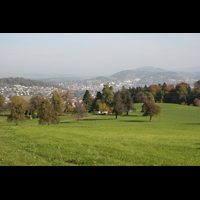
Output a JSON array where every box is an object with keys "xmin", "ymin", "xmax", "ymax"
[
  {"xmin": 98, "ymin": 101, "xmax": 109, "ymax": 114},
  {"xmin": 135, "ymin": 91, "xmax": 147, "ymax": 103},
  {"xmin": 122, "ymin": 90, "xmax": 134, "ymax": 115},
  {"xmin": 194, "ymin": 80, "xmax": 200, "ymax": 100},
  {"xmin": 62, "ymin": 91, "xmax": 73, "ymax": 113},
  {"xmin": 194, "ymin": 98, "xmax": 200, "ymax": 107},
  {"xmin": 72, "ymin": 101, "xmax": 87, "ymax": 122},
  {"xmin": 0, "ymin": 95, "xmax": 6, "ymax": 114},
  {"xmin": 51, "ymin": 90, "xmax": 63, "ymax": 116},
  {"xmin": 113, "ymin": 91, "xmax": 124, "ymax": 119},
  {"xmin": 29, "ymin": 95, "xmax": 44, "ymax": 117},
  {"xmin": 194, "ymin": 80, "xmax": 200, "ymax": 93},
  {"xmin": 7, "ymin": 95, "xmax": 26, "ymax": 125},
  {"xmin": 145, "ymin": 92, "xmax": 155, "ymax": 103},
  {"xmin": 142, "ymin": 101, "xmax": 162, "ymax": 122},
  {"xmin": 164, "ymin": 84, "xmax": 175, "ymax": 103},
  {"xmin": 148, "ymin": 84, "xmax": 161, "ymax": 98},
  {"xmin": 37, "ymin": 98, "xmax": 60, "ymax": 125}
]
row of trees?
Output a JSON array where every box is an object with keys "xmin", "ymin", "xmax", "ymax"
[
  {"xmin": 81, "ymin": 80, "xmax": 200, "ymax": 116},
  {"xmin": 82, "ymin": 83, "xmax": 161, "ymax": 121},
  {"xmin": 0, "ymin": 90, "xmax": 88, "ymax": 125},
  {"xmin": 1, "ymin": 90, "xmax": 63, "ymax": 125},
  {"xmin": 83, "ymin": 83, "xmax": 135, "ymax": 118},
  {"xmin": 128, "ymin": 81, "xmax": 200, "ymax": 105}
]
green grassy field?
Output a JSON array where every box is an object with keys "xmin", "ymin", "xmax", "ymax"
[
  {"xmin": 0, "ymin": 103, "xmax": 200, "ymax": 166},
  {"xmin": 21, "ymin": 95, "xmax": 32, "ymax": 102}
]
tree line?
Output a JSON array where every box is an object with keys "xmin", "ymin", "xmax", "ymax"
[
  {"xmin": 82, "ymin": 82, "xmax": 161, "ymax": 121},
  {"xmin": 0, "ymin": 90, "xmax": 88, "ymax": 125},
  {"xmin": 0, "ymin": 80, "xmax": 200, "ymax": 125},
  {"xmin": 82, "ymin": 80, "xmax": 200, "ymax": 112}
]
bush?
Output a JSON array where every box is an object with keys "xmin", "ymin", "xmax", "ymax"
[{"xmin": 181, "ymin": 102, "xmax": 187, "ymax": 105}]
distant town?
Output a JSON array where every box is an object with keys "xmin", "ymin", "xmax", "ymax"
[
  {"xmin": 0, "ymin": 79, "xmax": 136, "ymax": 104},
  {"xmin": 1, "ymin": 66, "xmax": 200, "ymax": 105}
]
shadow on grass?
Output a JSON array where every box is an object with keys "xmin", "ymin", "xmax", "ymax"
[
  {"xmin": 184, "ymin": 123, "xmax": 200, "ymax": 125},
  {"xmin": 83, "ymin": 118, "xmax": 115, "ymax": 121},
  {"xmin": 61, "ymin": 121, "xmax": 72, "ymax": 124},
  {"xmin": 123, "ymin": 114, "xmax": 142, "ymax": 117},
  {"xmin": 194, "ymin": 143, "xmax": 200, "ymax": 150},
  {"xmin": 120, "ymin": 120, "xmax": 147, "ymax": 123}
]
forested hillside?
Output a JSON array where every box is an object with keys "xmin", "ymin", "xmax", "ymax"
[{"xmin": 0, "ymin": 77, "xmax": 61, "ymax": 88}]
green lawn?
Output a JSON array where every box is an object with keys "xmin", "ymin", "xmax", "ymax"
[
  {"xmin": 0, "ymin": 103, "xmax": 200, "ymax": 166},
  {"xmin": 21, "ymin": 95, "xmax": 32, "ymax": 102}
]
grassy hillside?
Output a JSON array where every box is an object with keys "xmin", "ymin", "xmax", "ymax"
[{"xmin": 0, "ymin": 103, "xmax": 200, "ymax": 166}]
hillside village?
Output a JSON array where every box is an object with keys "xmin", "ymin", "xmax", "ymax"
[
  {"xmin": 0, "ymin": 85, "xmax": 65, "ymax": 102},
  {"xmin": 0, "ymin": 80, "xmax": 130, "ymax": 104}
]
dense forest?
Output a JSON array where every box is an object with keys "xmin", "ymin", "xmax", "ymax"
[{"xmin": 0, "ymin": 77, "xmax": 61, "ymax": 88}]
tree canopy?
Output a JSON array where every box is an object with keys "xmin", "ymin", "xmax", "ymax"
[
  {"xmin": 7, "ymin": 95, "xmax": 26, "ymax": 125},
  {"xmin": 142, "ymin": 101, "xmax": 162, "ymax": 122},
  {"xmin": 113, "ymin": 91, "xmax": 124, "ymax": 119},
  {"xmin": 37, "ymin": 98, "xmax": 60, "ymax": 125},
  {"xmin": 51, "ymin": 90, "xmax": 63, "ymax": 116}
]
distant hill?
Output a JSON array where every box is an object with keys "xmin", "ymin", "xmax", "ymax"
[
  {"xmin": 91, "ymin": 66, "xmax": 200, "ymax": 86},
  {"xmin": 0, "ymin": 77, "xmax": 62, "ymax": 88}
]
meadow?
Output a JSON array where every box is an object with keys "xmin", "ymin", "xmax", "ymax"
[{"xmin": 0, "ymin": 103, "xmax": 200, "ymax": 166}]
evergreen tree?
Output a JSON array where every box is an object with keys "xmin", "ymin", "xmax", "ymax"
[
  {"xmin": 95, "ymin": 91, "xmax": 102, "ymax": 100},
  {"xmin": 7, "ymin": 95, "xmax": 26, "ymax": 125},
  {"xmin": 83, "ymin": 90, "xmax": 91, "ymax": 111}
]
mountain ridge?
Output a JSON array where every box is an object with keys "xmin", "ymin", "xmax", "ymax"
[
  {"xmin": 91, "ymin": 66, "xmax": 200, "ymax": 86},
  {"xmin": 0, "ymin": 77, "xmax": 63, "ymax": 88}
]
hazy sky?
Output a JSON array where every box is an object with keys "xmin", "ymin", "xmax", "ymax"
[{"xmin": 0, "ymin": 33, "xmax": 199, "ymax": 77}]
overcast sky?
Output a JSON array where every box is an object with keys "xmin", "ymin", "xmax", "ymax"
[{"xmin": 0, "ymin": 33, "xmax": 199, "ymax": 77}]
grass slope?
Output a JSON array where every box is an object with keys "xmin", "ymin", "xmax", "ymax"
[{"xmin": 0, "ymin": 103, "xmax": 200, "ymax": 166}]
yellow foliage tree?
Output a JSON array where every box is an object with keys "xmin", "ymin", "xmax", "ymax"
[{"xmin": 98, "ymin": 102, "xmax": 109, "ymax": 114}]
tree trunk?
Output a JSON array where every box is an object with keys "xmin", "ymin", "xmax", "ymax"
[
  {"xmin": 48, "ymin": 120, "xmax": 50, "ymax": 125},
  {"xmin": 126, "ymin": 111, "xmax": 128, "ymax": 115},
  {"xmin": 150, "ymin": 116, "xmax": 152, "ymax": 122},
  {"xmin": 115, "ymin": 112, "xmax": 118, "ymax": 119}
]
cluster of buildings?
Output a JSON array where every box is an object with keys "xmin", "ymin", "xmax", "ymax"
[
  {"xmin": 0, "ymin": 84, "xmax": 85, "ymax": 108},
  {"xmin": 0, "ymin": 85, "xmax": 65, "ymax": 102},
  {"xmin": 0, "ymin": 78, "xmax": 144, "ymax": 105},
  {"xmin": 58, "ymin": 78, "xmax": 140, "ymax": 97}
]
